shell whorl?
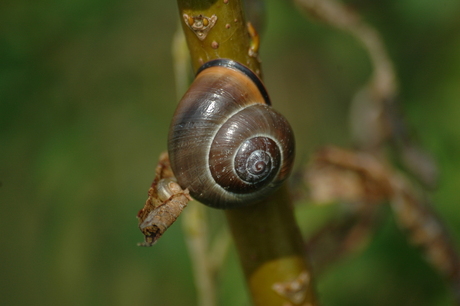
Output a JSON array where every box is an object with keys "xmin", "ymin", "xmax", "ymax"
[{"xmin": 167, "ymin": 59, "xmax": 295, "ymax": 209}]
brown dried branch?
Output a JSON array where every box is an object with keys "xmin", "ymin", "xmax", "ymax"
[
  {"xmin": 293, "ymin": 0, "xmax": 397, "ymax": 99},
  {"xmin": 306, "ymin": 203, "xmax": 380, "ymax": 274},
  {"xmin": 304, "ymin": 146, "xmax": 460, "ymax": 302},
  {"xmin": 390, "ymin": 176, "xmax": 460, "ymax": 302},
  {"xmin": 295, "ymin": 0, "xmax": 438, "ymax": 187},
  {"xmin": 137, "ymin": 152, "xmax": 191, "ymax": 246},
  {"xmin": 291, "ymin": 0, "xmax": 453, "ymax": 302}
]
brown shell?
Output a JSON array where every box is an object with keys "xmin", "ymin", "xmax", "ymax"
[{"xmin": 168, "ymin": 60, "xmax": 295, "ymax": 209}]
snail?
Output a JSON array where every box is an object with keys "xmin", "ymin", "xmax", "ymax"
[{"xmin": 168, "ymin": 59, "xmax": 295, "ymax": 209}]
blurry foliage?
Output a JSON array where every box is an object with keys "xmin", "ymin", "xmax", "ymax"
[{"xmin": 1, "ymin": 0, "xmax": 460, "ymax": 305}]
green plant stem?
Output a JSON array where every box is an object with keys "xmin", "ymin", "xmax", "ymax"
[
  {"xmin": 176, "ymin": 0, "xmax": 317, "ymax": 304},
  {"xmin": 226, "ymin": 184, "xmax": 317, "ymax": 305},
  {"xmin": 177, "ymin": 0, "xmax": 261, "ymax": 74}
]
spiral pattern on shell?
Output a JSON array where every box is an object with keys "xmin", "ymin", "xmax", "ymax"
[{"xmin": 168, "ymin": 59, "xmax": 295, "ymax": 209}]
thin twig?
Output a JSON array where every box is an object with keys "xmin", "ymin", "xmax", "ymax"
[
  {"xmin": 182, "ymin": 203, "xmax": 216, "ymax": 306},
  {"xmin": 209, "ymin": 227, "xmax": 231, "ymax": 272}
]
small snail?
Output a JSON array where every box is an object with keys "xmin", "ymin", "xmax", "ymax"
[{"xmin": 168, "ymin": 59, "xmax": 295, "ymax": 209}]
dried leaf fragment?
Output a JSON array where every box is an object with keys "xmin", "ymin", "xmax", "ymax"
[{"xmin": 137, "ymin": 152, "xmax": 192, "ymax": 246}]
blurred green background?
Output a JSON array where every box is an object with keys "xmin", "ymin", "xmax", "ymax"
[{"xmin": 1, "ymin": 0, "xmax": 460, "ymax": 305}]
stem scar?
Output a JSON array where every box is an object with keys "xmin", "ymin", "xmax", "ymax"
[
  {"xmin": 272, "ymin": 271, "xmax": 310, "ymax": 305},
  {"xmin": 183, "ymin": 14, "xmax": 218, "ymax": 41}
]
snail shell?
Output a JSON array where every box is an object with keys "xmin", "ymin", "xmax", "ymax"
[{"xmin": 168, "ymin": 59, "xmax": 295, "ymax": 209}]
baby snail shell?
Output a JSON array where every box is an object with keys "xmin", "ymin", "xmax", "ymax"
[
  {"xmin": 167, "ymin": 59, "xmax": 295, "ymax": 209},
  {"xmin": 156, "ymin": 178, "xmax": 182, "ymax": 202}
]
